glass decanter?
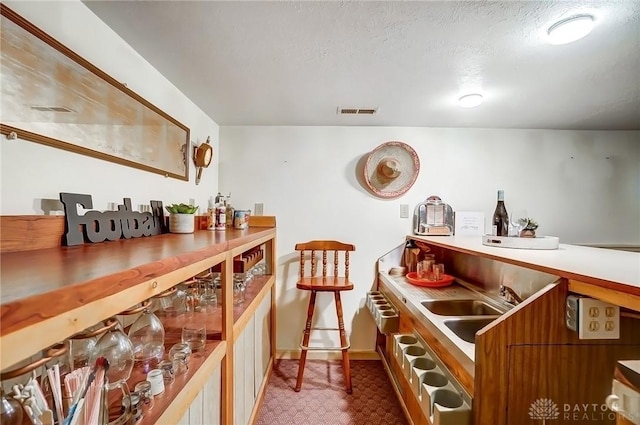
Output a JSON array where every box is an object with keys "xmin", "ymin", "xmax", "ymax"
[
  {"xmin": 128, "ymin": 306, "xmax": 165, "ymax": 372},
  {"xmin": 92, "ymin": 319, "xmax": 135, "ymax": 390},
  {"xmin": 0, "ymin": 388, "xmax": 23, "ymax": 425}
]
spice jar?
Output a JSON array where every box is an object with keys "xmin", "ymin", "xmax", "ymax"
[{"xmin": 172, "ymin": 352, "xmax": 188, "ymax": 376}]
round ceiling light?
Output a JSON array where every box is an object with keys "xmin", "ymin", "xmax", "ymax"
[
  {"xmin": 458, "ymin": 94, "xmax": 483, "ymax": 108},
  {"xmin": 547, "ymin": 15, "xmax": 595, "ymax": 45}
]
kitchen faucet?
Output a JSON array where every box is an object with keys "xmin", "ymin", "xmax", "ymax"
[{"xmin": 499, "ymin": 284, "xmax": 523, "ymax": 305}]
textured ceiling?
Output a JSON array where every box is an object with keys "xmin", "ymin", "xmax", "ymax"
[{"xmin": 83, "ymin": 1, "xmax": 640, "ymax": 130}]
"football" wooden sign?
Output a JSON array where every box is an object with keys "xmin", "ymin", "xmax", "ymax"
[{"xmin": 60, "ymin": 192, "xmax": 166, "ymax": 246}]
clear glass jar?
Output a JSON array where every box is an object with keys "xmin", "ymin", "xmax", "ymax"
[
  {"xmin": 133, "ymin": 380, "xmax": 154, "ymax": 413},
  {"xmin": 158, "ymin": 360, "xmax": 175, "ymax": 385},
  {"xmin": 172, "ymin": 352, "xmax": 188, "ymax": 375},
  {"xmin": 128, "ymin": 308, "xmax": 165, "ymax": 372},
  {"xmin": 168, "ymin": 343, "xmax": 192, "ymax": 363},
  {"xmin": 197, "ymin": 277, "xmax": 217, "ymax": 313}
]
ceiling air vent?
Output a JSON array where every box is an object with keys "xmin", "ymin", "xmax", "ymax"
[
  {"xmin": 31, "ymin": 106, "xmax": 75, "ymax": 112},
  {"xmin": 337, "ymin": 107, "xmax": 379, "ymax": 115}
]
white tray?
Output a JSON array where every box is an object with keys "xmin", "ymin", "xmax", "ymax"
[{"xmin": 482, "ymin": 234, "xmax": 560, "ymax": 250}]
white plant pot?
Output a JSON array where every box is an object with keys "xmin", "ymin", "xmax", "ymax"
[{"xmin": 169, "ymin": 214, "xmax": 195, "ymax": 234}]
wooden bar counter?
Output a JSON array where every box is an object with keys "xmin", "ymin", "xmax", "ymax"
[{"xmin": 375, "ymin": 234, "xmax": 640, "ymax": 425}]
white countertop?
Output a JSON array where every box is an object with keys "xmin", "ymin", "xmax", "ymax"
[{"xmin": 411, "ymin": 235, "xmax": 640, "ymax": 292}]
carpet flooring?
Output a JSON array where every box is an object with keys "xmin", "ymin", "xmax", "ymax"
[{"xmin": 256, "ymin": 359, "xmax": 409, "ymax": 425}]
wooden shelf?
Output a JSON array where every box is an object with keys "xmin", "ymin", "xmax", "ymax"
[
  {"xmin": 157, "ymin": 274, "xmax": 274, "ymax": 340},
  {"xmin": 0, "ymin": 227, "xmax": 275, "ymax": 370},
  {"xmin": 0, "ymin": 214, "xmax": 277, "ymax": 425},
  {"xmin": 117, "ymin": 340, "xmax": 227, "ymax": 425}
]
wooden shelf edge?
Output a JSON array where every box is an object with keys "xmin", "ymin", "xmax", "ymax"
[
  {"xmin": 0, "ymin": 254, "xmax": 226, "ymax": 370},
  {"xmin": 233, "ymin": 276, "xmax": 275, "ymax": 342},
  {"xmin": 568, "ymin": 279, "xmax": 640, "ymax": 312},
  {"xmin": 154, "ymin": 341, "xmax": 227, "ymax": 425}
]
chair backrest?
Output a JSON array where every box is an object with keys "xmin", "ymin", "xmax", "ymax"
[{"xmin": 295, "ymin": 240, "xmax": 356, "ymax": 280}]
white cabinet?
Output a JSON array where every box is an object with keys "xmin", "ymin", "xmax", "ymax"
[{"xmin": 233, "ymin": 291, "xmax": 273, "ymax": 425}]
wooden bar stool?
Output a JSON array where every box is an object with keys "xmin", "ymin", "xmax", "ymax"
[{"xmin": 294, "ymin": 240, "xmax": 355, "ymax": 394}]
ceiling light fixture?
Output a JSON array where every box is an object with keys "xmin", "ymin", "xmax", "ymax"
[
  {"xmin": 547, "ymin": 15, "xmax": 595, "ymax": 45},
  {"xmin": 458, "ymin": 94, "xmax": 483, "ymax": 108}
]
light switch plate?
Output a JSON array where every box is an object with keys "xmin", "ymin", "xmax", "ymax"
[
  {"xmin": 254, "ymin": 203, "xmax": 264, "ymax": 216},
  {"xmin": 400, "ymin": 204, "xmax": 409, "ymax": 218}
]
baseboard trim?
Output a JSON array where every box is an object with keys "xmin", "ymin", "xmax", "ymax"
[{"xmin": 276, "ymin": 349, "xmax": 380, "ymax": 360}]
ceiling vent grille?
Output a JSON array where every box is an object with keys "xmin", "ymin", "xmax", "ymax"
[
  {"xmin": 337, "ymin": 107, "xmax": 379, "ymax": 115},
  {"xmin": 31, "ymin": 106, "xmax": 75, "ymax": 112}
]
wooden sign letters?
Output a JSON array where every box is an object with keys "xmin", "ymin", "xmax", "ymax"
[{"xmin": 60, "ymin": 192, "xmax": 165, "ymax": 246}]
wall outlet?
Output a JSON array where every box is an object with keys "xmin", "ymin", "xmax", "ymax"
[
  {"xmin": 254, "ymin": 203, "xmax": 264, "ymax": 216},
  {"xmin": 400, "ymin": 204, "xmax": 409, "ymax": 218},
  {"xmin": 566, "ymin": 295, "xmax": 620, "ymax": 339}
]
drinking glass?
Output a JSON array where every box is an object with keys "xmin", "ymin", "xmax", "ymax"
[
  {"xmin": 181, "ymin": 325, "xmax": 206, "ymax": 353},
  {"xmin": 433, "ymin": 263, "xmax": 445, "ymax": 281},
  {"xmin": 509, "ymin": 209, "xmax": 528, "ymax": 237}
]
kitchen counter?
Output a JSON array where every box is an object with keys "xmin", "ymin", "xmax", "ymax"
[
  {"xmin": 411, "ymin": 235, "xmax": 640, "ymax": 311},
  {"xmin": 375, "ymin": 235, "xmax": 640, "ymax": 425},
  {"xmin": 378, "ymin": 272, "xmax": 511, "ymax": 362}
]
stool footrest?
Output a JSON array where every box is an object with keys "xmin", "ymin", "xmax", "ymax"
[{"xmin": 310, "ymin": 326, "xmax": 340, "ymax": 331}]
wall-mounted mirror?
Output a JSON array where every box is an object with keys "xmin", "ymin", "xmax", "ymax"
[{"xmin": 0, "ymin": 5, "xmax": 190, "ymax": 181}]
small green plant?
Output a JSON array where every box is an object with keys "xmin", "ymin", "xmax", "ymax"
[
  {"xmin": 165, "ymin": 203, "xmax": 199, "ymax": 214},
  {"xmin": 518, "ymin": 217, "xmax": 539, "ymax": 230}
]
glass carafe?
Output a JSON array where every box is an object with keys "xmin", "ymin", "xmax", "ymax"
[
  {"xmin": 127, "ymin": 307, "xmax": 165, "ymax": 372},
  {"xmin": 69, "ymin": 317, "xmax": 118, "ymax": 372},
  {"xmin": 92, "ymin": 319, "xmax": 134, "ymax": 390},
  {"xmin": 0, "ymin": 389, "xmax": 23, "ymax": 425}
]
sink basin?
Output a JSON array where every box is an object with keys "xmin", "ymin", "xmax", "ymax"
[
  {"xmin": 443, "ymin": 318, "xmax": 497, "ymax": 343},
  {"xmin": 421, "ymin": 299, "xmax": 502, "ymax": 316}
]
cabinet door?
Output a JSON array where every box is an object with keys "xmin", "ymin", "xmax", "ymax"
[
  {"xmin": 188, "ymin": 390, "xmax": 204, "ymax": 425},
  {"xmin": 234, "ymin": 325, "xmax": 246, "ymax": 425},
  {"xmin": 507, "ymin": 345, "xmax": 640, "ymax": 425},
  {"xmin": 202, "ymin": 363, "xmax": 222, "ymax": 425},
  {"xmin": 254, "ymin": 291, "xmax": 272, "ymax": 397},
  {"xmin": 244, "ymin": 317, "xmax": 256, "ymax": 422}
]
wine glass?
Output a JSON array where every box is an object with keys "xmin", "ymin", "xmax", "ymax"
[{"xmin": 509, "ymin": 209, "xmax": 528, "ymax": 237}]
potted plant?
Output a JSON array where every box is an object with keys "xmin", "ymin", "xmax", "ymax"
[
  {"xmin": 518, "ymin": 217, "xmax": 539, "ymax": 238},
  {"xmin": 166, "ymin": 203, "xmax": 198, "ymax": 233}
]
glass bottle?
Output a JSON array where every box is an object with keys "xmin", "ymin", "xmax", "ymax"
[
  {"xmin": 128, "ymin": 307, "xmax": 165, "ymax": 372},
  {"xmin": 492, "ymin": 190, "xmax": 509, "ymax": 237}
]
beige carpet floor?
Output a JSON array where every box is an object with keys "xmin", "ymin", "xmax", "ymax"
[{"xmin": 256, "ymin": 359, "xmax": 409, "ymax": 425}]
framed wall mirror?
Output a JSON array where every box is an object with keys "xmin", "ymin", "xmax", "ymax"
[{"xmin": 0, "ymin": 5, "xmax": 190, "ymax": 181}]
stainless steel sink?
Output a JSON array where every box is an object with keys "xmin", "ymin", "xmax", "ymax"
[
  {"xmin": 421, "ymin": 299, "xmax": 502, "ymax": 316},
  {"xmin": 443, "ymin": 318, "xmax": 497, "ymax": 343}
]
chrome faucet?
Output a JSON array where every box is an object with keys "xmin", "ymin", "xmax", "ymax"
[{"xmin": 499, "ymin": 284, "xmax": 524, "ymax": 305}]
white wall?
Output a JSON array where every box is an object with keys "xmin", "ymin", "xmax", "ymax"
[
  {"xmin": 0, "ymin": 1, "xmax": 220, "ymax": 214},
  {"xmin": 219, "ymin": 126, "xmax": 640, "ymax": 353}
]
